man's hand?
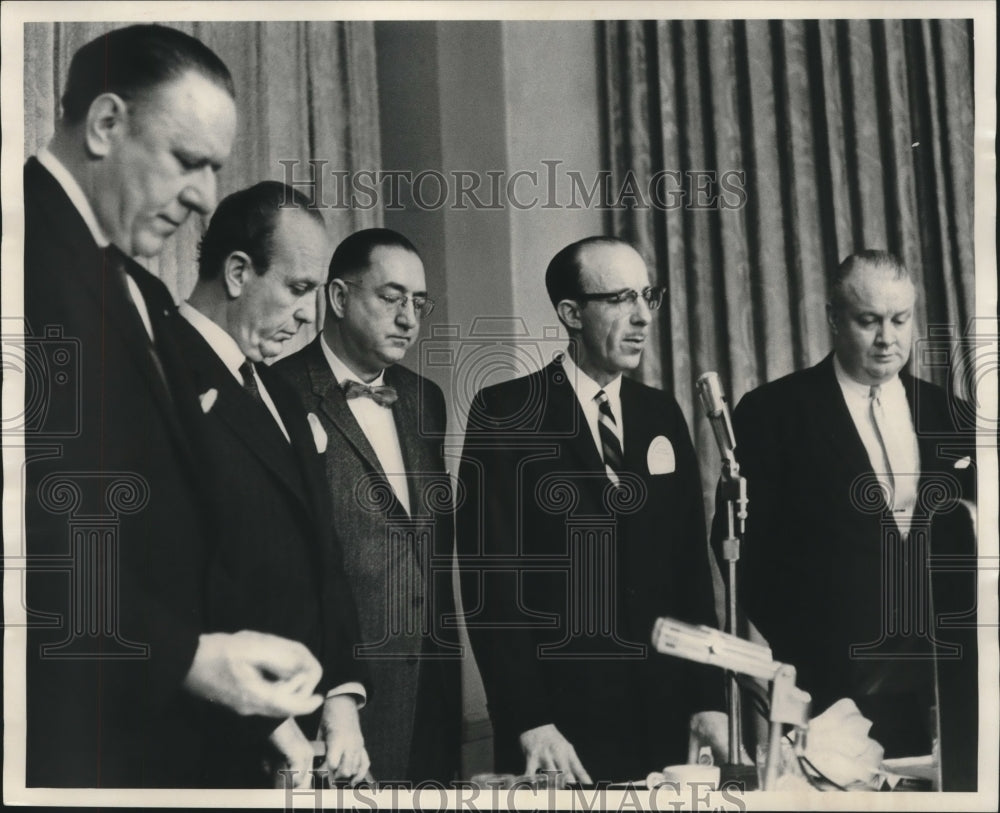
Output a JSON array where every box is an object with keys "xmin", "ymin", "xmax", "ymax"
[
  {"xmin": 182, "ymin": 630, "xmax": 324, "ymax": 717},
  {"xmin": 687, "ymin": 710, "xmax": 752, "ymax": 765},
  {"xmin": 319, "ymin": 694, "xmax": 370, "ymax": 786},
  {"xmin": 519, "ymin": 724, "xmax": 593, "ymax": 786},
  {"xmin": 267, "ymin": 718, "xmax": 316, "ymax": 789}
]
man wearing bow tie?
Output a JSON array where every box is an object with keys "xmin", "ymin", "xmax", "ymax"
[
  {"xmin": 163, "ymin": 181, "xmax": 370, "ymax": 787},
  {"xmin": 274, "ymin": 229, "xmax": 461, "ymax": 783},
  {"xmin": 23, "ymin": 25, "xmax": 325, "ymax": 787},
  {"xmin": 722, "ymin": 251, "xmax": 978, "ymax": 789},
  {"xmin": 456, "ymin": 237, "xmax": 726, "ymax": 784}
]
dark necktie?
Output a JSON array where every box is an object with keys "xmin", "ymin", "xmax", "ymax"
[
  {"xmin": 594, "ymin": 389, "xmax": 624, "ymax": 484},
  {"xmin": 341, "ymin": 379, "xmax": 399, "ymax": 407},
  {"xmin": 105, "ymin": 245, "xmax": 171, "ymax": 396},
  {"xmin": 239, "ymin": 359, "xmax": 262, "ymax": 403}
]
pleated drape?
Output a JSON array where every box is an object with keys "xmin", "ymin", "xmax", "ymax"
[
  {"xmin": 24, "ymin": 21, "xmax": 382, "ymax": 351},
  {"xmin": 602, "ymin": 19, "xmax": 975, "ymax": 505}
]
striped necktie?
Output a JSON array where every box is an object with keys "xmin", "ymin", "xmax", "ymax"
[{"xmin": 594, "ymin": 389, "xmax": 624, "ymax": 485}]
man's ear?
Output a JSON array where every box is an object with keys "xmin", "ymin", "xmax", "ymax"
[
  {"xmin": 825, "ymin": 302, "xmax": 838, "ymax": 335},
  {"xmin": 223, "ymin": 251, "xmax": 254, "ymax": 299},
  {"xmin": 556, "ymin": 299, "xmax": 583, "ymax": 332},
  {"xmin": 84, "ymin": 93, "xmax": 129, "ymax": 158},
  {"xmin": 326, "ymin": 279, "xmax": 348, "ymax": 319}
]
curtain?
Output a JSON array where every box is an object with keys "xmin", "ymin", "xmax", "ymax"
[
  {"xmin": 601, "ymin": 18, "xmax": 975, "ymax": 510},
  {"xmin": 24, "ymin": 21, "xmax": 383, "ymax": 351}
]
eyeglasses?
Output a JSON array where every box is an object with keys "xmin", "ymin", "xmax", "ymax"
[
  {"xmin": 340, "ymin": 279, "xmax": 436, "ymax": 318},
  {"xmin": 574, "ymin": 286, "xmax": 666, "ymax": 310}
]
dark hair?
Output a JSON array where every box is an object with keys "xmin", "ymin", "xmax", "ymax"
[
  {"xmin": 544, "ymin": 236, "xmax": 632, "ymax": 309},
  {"xmin": 61, "ymin": 24, "xmax": 235, "ymax": 124},
  {"xmin": 197, "ymin": 181, "xmax": 325, "ymax": 280},
  {"xmin": 328, "ymin": 228, "xmax": 420, "ymax": 282},
  {"xmin": 829, "ymin": 250, "xmax": 911, "ymax": 311}
]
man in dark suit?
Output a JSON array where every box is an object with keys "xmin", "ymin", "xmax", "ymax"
[
  {"xmin": 456, "ymin": 236, "xmax": 726, "ymax": 784},
  {"xmin": 274, "ymin": 229, "xmax": 461, "ymax": 783},
  {"xmin": 23, "ymin": 25, "xmax": 325, "ymax": 788},
  {"xmin": 727, "ymin": 250, "xmax": 977, "ymax": 789},
  {"xmin": 167, "ymin": 181, "xmax": 371, "ymax": 787}
]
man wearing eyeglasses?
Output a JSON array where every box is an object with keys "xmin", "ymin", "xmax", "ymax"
[
  {"xmin": 456, "ymin": 236, "xmax": 727, "ymax": 784},
  {"xmin": 274, "ymin": 228, "xmax": 462, "ymax": 784}
]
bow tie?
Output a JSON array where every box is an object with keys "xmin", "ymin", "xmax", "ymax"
[{"xmin": 341, "ymin": 379, "xmax": 398, "ymax": 407}]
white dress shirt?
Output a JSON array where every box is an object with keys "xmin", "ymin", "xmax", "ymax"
[
  {"xmin": 320, "ymin": 336, "xmax": 411, "ymax": 515},
  {"xmin": 38, "ymin": 148, "xmax": 155, "ymax": 340},
  {"xmin": 178, "ymin": 302, "xmax": 290, "ymax": 442},
  {"xmin": 834, "ymin": 355, "xmax": 920, "ymax": 533},
  {"xmin": 561, "ymin": 352, "xmax": 625, "ymax": 459}
]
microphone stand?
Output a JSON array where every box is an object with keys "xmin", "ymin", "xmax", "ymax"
[
  {"xmin": 718, "ymin": 451, "xmax": 748, "ymax": 766},
  {"xmin": 695, "ymin": 371, "xmax": 750, "ymax": 774}
]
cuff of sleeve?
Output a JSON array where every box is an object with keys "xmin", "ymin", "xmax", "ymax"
[{"xmin": 326, "ymin": 681, "xmax": 367, "ymax": 709}]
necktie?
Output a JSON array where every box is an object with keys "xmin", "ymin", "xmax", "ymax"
[
  {"xmin": 105, "ymin": 245, "xmax": 170, "ymax": 395},
  {"xmin": 869, "ymin": 385, "xmax": 918, "ymax": 528},
  {"xmin": 239, "ymin": 359, "xmax": 262, "ymax": 403},
  {"xmin": 594, "ymin": 389, "xmax": 624, "ymax": 485},
  {"xmin": 341, "ymin": 379, "xmax": 399, "ymax": 407},
  {"xmin": 869, "ymin": 385, "xmax": 898, "ymax": 506}
]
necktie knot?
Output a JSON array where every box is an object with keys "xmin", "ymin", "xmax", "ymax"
[
  {"xmin": 341, "ymin": 379, "xmax": 399, "ymax": 407},
  {"xmin": 869, "ymin": 384, "xmax": 881, "ymax": 402},
  {"xmin": 595, "ymin": 389, "xmax": 616, "ymax": 422}
]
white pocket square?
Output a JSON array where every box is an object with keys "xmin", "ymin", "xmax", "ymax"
[
  {"xmin": 199, "ymin": 388, "xmax": 218, "ymax": 414},
  {"xmin": 647, "ymin": 435, "xmax": 676, "ymax": 475},
  {"xmin": 306, "ymin": 412, "xmax": 328, "ymax": 454},
  {"xmin": 954, "ymin": 456, "xmax": 972, "ymax": 470}
]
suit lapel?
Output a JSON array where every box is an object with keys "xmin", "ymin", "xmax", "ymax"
[
  {"xmin": 386, "ymin": 366, "xmax": 423, "ymax": 512},
  {"xmin": 542, "ymin": 361, "xmax": 609, "ymax": 508},
  {"xmin": 813, "ymin": 355, "xmax": 892, "ymax": 513},
  {"xmin": 176, "ymin": 317, "xmax": 310, "ymax": 513},
  {"xmin": 814, "ymin": 356, "xmax": 880, "ymax": 472},
  {"xmin": 620, "ymin": 377, "xmax": 650, "ymax": 475},
  {"xmin": 259, "ymin": 363, "xmax": 325, "ymax": 522},
  {"xmin": 306, "ymin": 342, "xmax": 388, "ymax": 480},
  {"xmin": 107, "ymin": 252, "xmax": 190, "ymax": 419},
  {"xmin": 26, "ymin": 161, "xmax": 200, "ymax": 474}
]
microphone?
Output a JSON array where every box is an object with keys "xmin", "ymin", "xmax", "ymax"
[{"xmin": 695, "ymin": 371, "xmax": 738, "ymax": 470}]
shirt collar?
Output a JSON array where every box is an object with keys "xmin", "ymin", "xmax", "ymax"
[
  {"xmin": 37, "ymin": 148, "xmax": 110, "ymax": 249},
  {"xmin": 320, "ymin": 334, "xmax": 386, "ymax": 387},
  {"xmin": 833, "ymin": 354, "xmax": 903, "ymax": 401},
  {"xmin": 560, "ymin": 351, "xmax": 623, "ymax": 404},
  {"xmin": 178, "ymin": 301, "xmax": 247, "ymax": 380}
]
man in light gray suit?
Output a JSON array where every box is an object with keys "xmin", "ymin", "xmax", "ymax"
[{"xmin": 274, "ymin": 228, "xmax": 461, "ymax": 783}]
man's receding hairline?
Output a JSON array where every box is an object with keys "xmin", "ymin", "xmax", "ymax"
[
  {"xmin": 123, "ymin": 68, "xmax": 235, "ymax": 133},
  {"xmin": 831, "ymin": 260, "xmax": 914, "ymax": 309}
]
